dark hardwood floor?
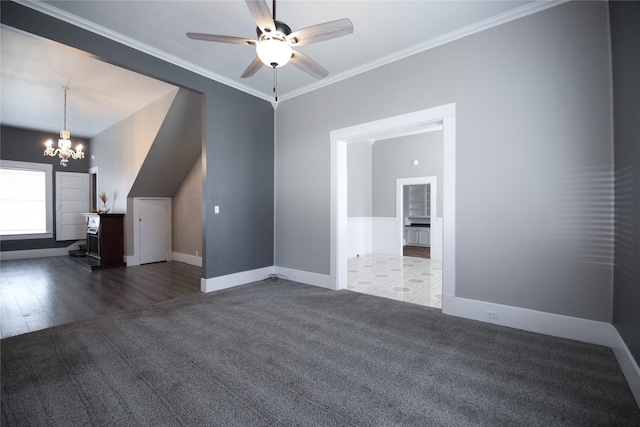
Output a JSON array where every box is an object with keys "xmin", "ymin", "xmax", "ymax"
[
  {"xmin": 0, "ymin": 256, "xmax": 201, "ymax": 339},
  {"xmin": 403, "ymin": 245, "xmax": 430, "ymax": 259}
]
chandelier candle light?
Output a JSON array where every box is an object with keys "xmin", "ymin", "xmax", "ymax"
[{"xmin": 44, "ymin": 86, "xmax": 84, "ymax": 167}]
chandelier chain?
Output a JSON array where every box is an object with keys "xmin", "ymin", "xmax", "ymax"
[
  {"xmin": 63, "ymin": 86, "xmax": 68, "ymax": 130},
  {"xmin": 43, "ymin": 85, "xmax": 84, "ymax": 166}
]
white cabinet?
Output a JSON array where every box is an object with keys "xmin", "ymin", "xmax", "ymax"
[
  {"xmin": 418, "ymin": 227, "xmax": 430, "ymax": 245},
  {"xmin": 405, "ymin": 227, "xmax": 419, "ymax": 245},
  {"xmin": 404, "ymin": 226, "xmax": 430, "ymax": 247},
  {"xmin": 405, "ymin": 184, "xmax": 431, "ymax": 218}
]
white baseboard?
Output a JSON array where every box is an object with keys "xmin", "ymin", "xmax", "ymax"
[
  {"xmin": 172, "ymin": 252, "xmax": 202, "ymax": 267},
  {"xmin": 0, "ymin": 242, "xmax": 83, "ymax": 261},
  {"xmin": 610, "ymin": 326, "xmax": 640, "ymax": 408},
  {"xmin": 125, "ymin": 254, "xmax": 141, "ymax": 267},
  {"xmin": 199, "ymin": 265, "xmax": 332, "ymax": 294},
  {"xmin": 442, "ymin": 294, "xmax": 613, "ymax": 347},
  {"xmin": 275, "ymin": 266, "xmax": 333, "ymax": 289},
  {"xmin": 201, "ymin": 266, "xmax": 275, "ymax": 293},
  {"xmin": 442, "ymin": 294, "xmax": 640, "ymax": 408},
  {"xmin": 126, "ymin": 251, "xmax": 175, "ymax": 267}
]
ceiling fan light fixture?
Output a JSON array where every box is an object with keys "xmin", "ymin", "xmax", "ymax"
[{"xmin": 256, "ymin": 38, "xmax": 292, "ymax": 68}]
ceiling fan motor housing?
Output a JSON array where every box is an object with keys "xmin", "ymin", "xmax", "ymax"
[
  {"xmin": 256, "ymin": 19, "xmax": 292, "ymax": 38},
  {"xmin": 186, "ymin": 0, "xmax": 352, "ymax": 80}
]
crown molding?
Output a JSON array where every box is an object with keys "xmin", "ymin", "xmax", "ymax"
[
  {"xmin": 278, "ymin": 0, "xmax": 567, "ymax": 102},
  {"xmin": 17, "ymin": 0, "xmax": 566, "ymax": 104},
  {"xmin": 15, "ymin": 0, "xmax": 272, "ymax": 102}
]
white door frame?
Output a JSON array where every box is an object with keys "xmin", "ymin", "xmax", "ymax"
[
  {"xmin": 330, "ymin": 103, "xmax": 456, "ymax": 309},
  {"xmin": 396, "ymin": 176, "xmax": 437, "ymax": 256},
  {"xmin": 89, "ymin": 166, "xmax": 98, "ymax": 212}
]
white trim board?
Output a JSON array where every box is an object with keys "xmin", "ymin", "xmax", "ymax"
[
  {"xmin": 443, "ymin": 295, "xmax": 612, "ymax": 346},
  {"xmin": 200, "ymin": 265, "xmax": 331, "ymax": 294},
  {"xmin": 444, "ymin": 294, "xmax": 640, "ymax": 408},
  {"xmin": 275, "ymin": 266, "xmax": 333, "ymax": 290},
  {"xmin": 172, "ymin": 251, "xmax": 202, "ymax": 267},
  {"xmin": 0, "ymin": 243, "xmax": 82, "ymax": 261},
  {"xmin": 611, "ymin": 327, "xmax": 640, "ymax": 408},
  {"xmin": 19, "ymin": 0, "xmax": 567, "ymax": 103},
  {"xmin": 201, "ymin": 266, "xmax": 275, "ymax": 293}
]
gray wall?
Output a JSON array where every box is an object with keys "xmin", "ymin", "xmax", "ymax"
[
  {"xmin": 128, "ymin": 88, "xmax": 202, "ymax": 199},
  {"xmin": 275, "ymin": 1, "xmax": 613, "ymax": 322},
  {"xmin": 173, "ymin": 155, "xmax": 203, "ymax": 258},
  {"xmin": 90, "ymin": 90, "xmax": 177, "ymax": 214},
  {"xmin": 610, "ymin": 1, "xmax": 640, "ymax": 369},
  {"xmin": 1, "ymin": 1, "xmax": 274, "ymax": 279},
  {"xmin": 90, "ymin": 89, "xmax": 178, "ymax": 257},
  {"xmin": 372, "ymin": 131, "xmax": 443, "ymax": 218},
  {"xmin": 347, "ymin": 141, "xmax": 373, "ymax": 217},
  {"xmin": 0, "ymin": 125, "xmax": 90, "ymax": 251}
]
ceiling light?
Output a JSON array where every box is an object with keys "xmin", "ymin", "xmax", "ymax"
[
  {"xmin": 44, "ymin": 86, "xmax": 84, "ymax": 167},
  {"xmin": 256, "ymin": 38, "xmax": 292, "ymax": 68}
]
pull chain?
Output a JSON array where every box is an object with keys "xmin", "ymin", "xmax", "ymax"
[{"xmin": 273, "ymin": 67, "xmax": 278, "ymax": 102}]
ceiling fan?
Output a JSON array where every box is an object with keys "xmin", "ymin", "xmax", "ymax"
[{"xmin": 186, "ymin": 0, "xmax": 354, "ymax": 80}]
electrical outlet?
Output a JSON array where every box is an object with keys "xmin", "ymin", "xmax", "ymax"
[{"xmin": 485, "ymin": 310, "xmax": 498, "ymax": 319}]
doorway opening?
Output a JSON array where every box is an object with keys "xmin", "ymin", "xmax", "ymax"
[
  {"xmin": 330, "ymin": 104, "xmax": 456, "ymax": 313},
  {"xmin": 89, "ymin": 166, "xmax": 98, "ymax": 213},
  {"xmin": 396, "ymin": 176, "xmax": 441, "ymax": 260}
]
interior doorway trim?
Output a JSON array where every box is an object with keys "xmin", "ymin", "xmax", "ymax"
[
  {"xmin": 396, "ymin": 176, "xmax": 438, "ymax": 258},
  {"xmin": 330, "ymin": 103, "xmax": 456, "ymax": 308}
]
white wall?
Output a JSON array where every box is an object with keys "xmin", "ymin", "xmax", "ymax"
[
  {"xmin": 275, "ymin": 1, "xmax": 613, "ymax": 322},
  {"xmin": 89, "ymin": 89, "xmax": 178, "ymax": 214},
  {"xmin": 90, "ymin": 89, "xmax": 178, "ymax": 255}
]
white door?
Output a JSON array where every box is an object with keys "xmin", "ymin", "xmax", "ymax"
[
  {"xmin": 139, "ymin": 198, "xmax": 170, "ymax": 264},
  {"xmin": 55, "ymin": 172, "xmax": 89, "ymax": 241}
]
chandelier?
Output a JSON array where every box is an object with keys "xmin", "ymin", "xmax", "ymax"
[{"xmin": 44, "ymin": 86, "xmax": 84, "ymax": 167}]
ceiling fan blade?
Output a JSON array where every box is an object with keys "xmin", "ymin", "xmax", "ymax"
[
  {"xmin": 286, "ymin": 18, "xmax": 353, "ymax": 46},
  {"xmin": 245, "ymin": 0, "xmax": 276, "ymax": 34},
  {"xmin": 187, "ymin": 32, "xmax": 256, "ymax": 46},
  {"xmin": 241, "ymin": 57, "xmax": 264, "ymax": 78},
  {"xmin": 289, "ymin": 51, "xmax": 329, "ymax": 79}
]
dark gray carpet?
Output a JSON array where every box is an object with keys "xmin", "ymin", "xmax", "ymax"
[{"xmin": 2, "ymin": 280, "xmax": 639, "ymax": 426}]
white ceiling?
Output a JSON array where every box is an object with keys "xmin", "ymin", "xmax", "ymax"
[
  {"xmin": 1, "ymin": 0, "xmax": 560, "ymax": 138},
  {"xmin": 0, "ymin": 27, "xmax": 178, "ymax": 139}
]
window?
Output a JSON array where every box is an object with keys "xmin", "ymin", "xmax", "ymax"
[{"xmin": 0, "ymin": 160, "xmax": 53, "ymax": 240}]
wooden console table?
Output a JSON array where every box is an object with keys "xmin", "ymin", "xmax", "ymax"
[{"xmin": 73, "ymin": 213, "xmax": 126, "ymax": 271}]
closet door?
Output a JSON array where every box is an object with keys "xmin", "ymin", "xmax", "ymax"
[{"xmin": 139, "ymin": 198, "xmax": 170, "ymax": 264}]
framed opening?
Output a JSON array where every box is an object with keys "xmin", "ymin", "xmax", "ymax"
[{"xmin": 330, "ymin": 104, "xmax": 456, "ymax": 311}]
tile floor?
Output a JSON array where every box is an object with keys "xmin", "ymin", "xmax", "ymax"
[{"xmin": 347, "ymin": 253, "xmax": 442, "ymax": 308}]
